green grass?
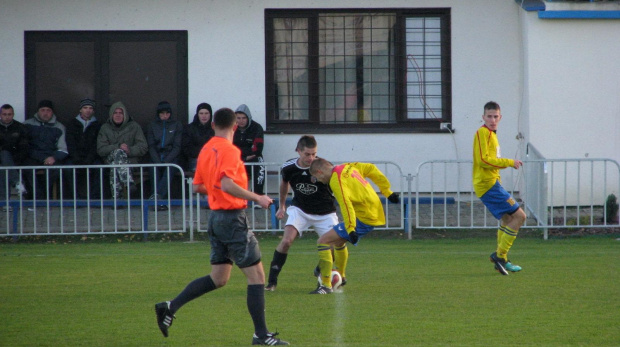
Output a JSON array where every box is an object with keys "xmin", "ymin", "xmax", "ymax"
[{"xmin": 1, "ymin": 236, "xmax": 619, "ymax": 346}]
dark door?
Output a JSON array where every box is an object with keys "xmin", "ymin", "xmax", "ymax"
[{"xmin": 25, "ymin": 31, "xmax": 188, "ymax": 127}]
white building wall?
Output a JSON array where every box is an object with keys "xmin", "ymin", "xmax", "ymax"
[
  {"xmin": 0, "ymin": 0, "xmax": 524, "ymax": 182},
  {"xmin": 522, "ymin": 11, "xmax": 620, "ymax": 164},
  {"xmin": 3, "ymin": 0, "xmax": 616, "ymax": 200}
]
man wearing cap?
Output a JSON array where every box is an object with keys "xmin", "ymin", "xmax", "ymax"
[
  {"xmin": 145, "ymin": 101, "xmax": 183, "ymax": 210},
  {"xmin": 65, "ymin": 98, "xmax": 102, "ymax": 199},
  {"xmin": 23, "ymin": 99, "xmax": 69, "ymax": 199}
]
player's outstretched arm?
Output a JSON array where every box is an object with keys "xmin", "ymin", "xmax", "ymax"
[
  {"xmin": 221, "ymin": 176, "xmax": 273, "ymax": 208},
  {"xmin": 276, "ymin": 179, "xmax": 289, "ymax": 219}
]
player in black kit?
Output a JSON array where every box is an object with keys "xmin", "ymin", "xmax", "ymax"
[{"xmin": 265, "ymin": 135, "xmax": 343, "ymax": 291}]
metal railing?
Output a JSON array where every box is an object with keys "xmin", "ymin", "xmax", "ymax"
[
  {"xmin": 2, "ymin": 154, "xmax": 618, "ymax": 240},
  {"xmin": 406, "ymin": 154, "xmax": 620, "ymax": 239},
  {"xmin": 1, "ymin": 163, "xmax": 186, "ymax": 236}
]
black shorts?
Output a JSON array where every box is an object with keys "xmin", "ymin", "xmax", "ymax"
[{"xmin": 207, "ymin": 209, "xmax": 261, "ymax": 268}]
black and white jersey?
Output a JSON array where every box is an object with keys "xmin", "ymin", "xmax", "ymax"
[{"xmin": 281, "ymin": 158, "xmax": 336, "ymax": 215}]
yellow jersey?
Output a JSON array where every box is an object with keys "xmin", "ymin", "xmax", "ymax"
[
  {"xmin": 472, "ymin": 125, "xmax": 514, "ymax": 197},
  {"xmin": 329, "ymin": 162, "xmax": 394, "ymax": 233}
]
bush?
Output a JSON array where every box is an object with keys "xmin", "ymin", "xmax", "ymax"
[{"xmin": 604, "ymin": 194, "xmax": 619, "ymax": 224}]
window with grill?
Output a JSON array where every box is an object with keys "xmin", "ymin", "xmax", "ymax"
[{"xmin": 265, "ymin": 8, "xmax": 451, "ymax": 134}]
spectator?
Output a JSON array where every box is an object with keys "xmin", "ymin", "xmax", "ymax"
[
  {"xmin": 0, "ymin": 104, "xmax": 29, "ymax": 200},
  {"xmin": 97, "ymin": 101, "xmax": 147, "ymax": 199},
  {"xmin": 233, "ymin": 104, "xmax": 265, "ymax": 195},
  {"xmin": 23, "ymin": 99, "xmax": 69, "ymax": 199},
  {"xmin": 182, "ymin": 102, "xmax": 214, "ymax": 172},
  {"xmin": 145, "ymin": 101, "xmax": 183, "ymax": 210},
  {"xmin": 65, "ymin": 98, "xmax": 102, "ymax": 199}
]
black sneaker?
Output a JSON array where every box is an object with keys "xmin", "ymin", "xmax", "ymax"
[
  {"xmin": 309, "ymin": 284, "xmax": 333, "ymax": 294},
  {"xmin": 341, "ymin": 277, "xmax": 347, "ymax": 287},
  {"xmin": 252, "ymin": 332, "xmax": 289, "ymax": 345},
  {"xmin": 265, "ymin": 283, "xmax": 277, "ymax": 291},
  {"xmin": 313, "ymin": 265, "xmax": 321, "ymax": 277},
  {"xmin": 155, "ymin": 301, "xmax": 175, "ymax": 337},
  {"xmin": 490, "ymin": 252, "xmax": 509, "ymax": 276}
]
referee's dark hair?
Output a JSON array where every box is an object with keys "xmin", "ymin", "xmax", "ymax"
[
  {"xmin": 213, "ymin": 107, "xmax": 236, "ymax": 129},
  {"xmin": 296, "ymin": 135, "xmax": 317, "ymax": 151}
]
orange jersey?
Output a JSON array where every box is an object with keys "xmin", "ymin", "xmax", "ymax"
[{"xmin": 193, "ymin": 136, "xmax": 248, "ymax": 210}]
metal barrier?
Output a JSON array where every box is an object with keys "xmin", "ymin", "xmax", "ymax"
[
  {"xmin": 190, "ymin": 161, "xmax": 406, "ymax": 237},
  {"xmin": 0, "ymin": 164, "xmax": 186, "ymax": 236},
  {"xmin": 407, "ymin": 156, "xmax": 620, "ymax": 239},
  {"xmin": 2, "ymin": 156, "xmax": 618, "ymax": 239}
]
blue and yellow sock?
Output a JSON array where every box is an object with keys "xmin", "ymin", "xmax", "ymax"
[
  {"xmin": 334, "ymin": 244, "xmax": 348, "ymax": 278},
  {"xmin": 497, "ymin": 225, "xmax": 518, "ymax": 260},
  {"xmin": 317, "ymin": 243, "xmax": 333, "ymax": 288}
]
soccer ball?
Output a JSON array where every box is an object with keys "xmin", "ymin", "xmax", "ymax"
[{"xmin": 318, "ymin": 270, "xmax": 343, "ymax": 290}]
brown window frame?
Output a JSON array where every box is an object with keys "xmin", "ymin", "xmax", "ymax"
[{"xmin": 265, "ymin": 8, "xmax": 452, "ymax": 134}]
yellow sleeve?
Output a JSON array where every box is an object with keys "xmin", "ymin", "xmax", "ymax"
[
  {"xmin": 329, "ymin": 174, "xmax": 356, "ymax": 233},
  {"xmin": 473, "ymin": 128, "xmax": 514, "ymax": 170},
  {"xmin": 350, "ymin": 162, "xmax": 394, "ymax": 197}
]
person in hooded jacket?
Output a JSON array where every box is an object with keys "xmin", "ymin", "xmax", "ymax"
[
  {"xmin": 97, "ymin": 101, "xmax": 148, "ymax": 199},
  {"xmin": 182, "ymin": 102, "xmax": 214, "ymax": 172},
  {"xmin": 23, "ymin": 99, "xmax": 69, "ymax": 199},
  {"xmin": 233, "ymin": 104, "xmax": 265, "ymax": 196},
  {"xmin": 145, "ymin": 101, "xmax": 183, "ymax": 210}
]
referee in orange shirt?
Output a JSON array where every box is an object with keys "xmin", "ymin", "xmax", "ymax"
[{"xmin": 155, "ymin": 107, "xmax": 289, "ymax": 345}]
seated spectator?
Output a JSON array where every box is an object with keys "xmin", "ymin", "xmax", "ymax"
[
  {"xmin": 145, "ymin": 101, "xmax": 183, "ymax": 210},
  {"xmin": 65, "ymin": 98, "xmax": 102, "ymax": 199},
  {"xmin": 233, "ymin": 104, "xmax": 265, "ymax": 195},
  {"xmin": 0, "ymin": 104, "xmax": 29, "ymax": 201},
  {"xmin": 23, "ymin": 100, "xmax": 68, "ymax": 200},
  {"xmin": 182, "ymin": 102, "xmax": 214, "ymax": 172},
  {"xmin": 97, "ymin": 101, "xmax": 147, "ymax": 199}
]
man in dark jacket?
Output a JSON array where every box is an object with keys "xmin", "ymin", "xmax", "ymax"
[
  {"xmin": 0, "ymin": 104, "xmax": 29, "ymax": 199},
  {"xmin": 182, "ymin": 102, "xmax": 214, "ymax": 172},
  {"xmin": 146, "ymin": 101, "xmax": 183, "ymax": 209},
  {"xmin": 65, "ymin": 98, "xmax": 102, "ymax": 199},
  {"xmin": 23, "ymin": 100, "xmax": 69, "ymax": 199},
  {"xmin": 233, "ymin": 104, "xmax": 265, "ymax": 196}
]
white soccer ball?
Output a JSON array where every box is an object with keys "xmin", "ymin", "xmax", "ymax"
[{"xmin": 318, "ymin": 270, "xmax": 343, "ymax": 290}]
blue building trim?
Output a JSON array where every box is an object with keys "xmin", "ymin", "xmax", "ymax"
[
  {"xmin": 538, "ymin": 10, "xmax": 620, "ymax": 19},
  {"xmin": 515, "ymin": 0, "xmax": 545, "ymax": 12}
]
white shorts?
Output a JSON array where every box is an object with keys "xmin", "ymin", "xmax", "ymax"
[{"xmin": 285, "ymin": 206, "xmax": 338, "ymax": 237}]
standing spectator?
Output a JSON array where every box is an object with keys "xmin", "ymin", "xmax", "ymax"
[
  {"xmin": 23, "ymin": 100, "xmax": 69, "ymax": 199},
  {"xmin": 97, "ymin": 101, "xmax": 147, "ymax": 199},
  {"xmin": 65, "ymin": 98, "xmax": 102, "ymax": 199},
  {"xmin": 154, "ymin": 107, "xmax": 288, "ymax": 345},
  {"xmin": 145, "ymin": 101, "xmax": 183, "ymax": 210},
  {"xmin": 473, "ymin": 101, "xmax": 526, "ymax": 275},
  {"xmin": 0, "ymin": 104, "xmax": 29, "ymax": 199},
  {"xmin": 182, "ymin": 102, "xmax": 214, "ymax": 172},
  {"xmin": 233, "ymin": 104, "xmax": 265, "ymax": 195}
]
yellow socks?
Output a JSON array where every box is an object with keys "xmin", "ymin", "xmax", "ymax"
[
  {"xmin": 497, "ymin": 225, "xmax": 518, "ymax": 260},
  {"xmin": 334, "ymin": 244, "xmax": 348, "ymax": 278},
  {"xmin": 317, "ymin": 244, "xmax": 333, "ymax": 288}
]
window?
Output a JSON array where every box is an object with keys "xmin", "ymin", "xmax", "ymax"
[
  {"xmin": 265, "ymin": 8, "xmax": 451, "ymax": 133},
  {"xmin": 25, "ymin": 31, "xmax": 188, "ymax": 128}
]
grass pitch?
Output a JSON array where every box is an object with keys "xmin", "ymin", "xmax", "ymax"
[{"xmin": 1, "ymin": 235, "xmax": 618, "ymax": 346}]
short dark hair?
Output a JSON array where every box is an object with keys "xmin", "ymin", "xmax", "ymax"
[
  {"xmin": 296, "ymin": 135, "xmax": 317, "ymax": 151},
  {"xmin": 213, "ymin": 107, "xmax": 236, "ymax": 129},
  {"xmin": 1, "ymin": 104, "xmax": 14, "ymax": 111},
  {"xmin": 484, "ymin": 101, "xmax": 501, "ymax": 112},
  {"xmin": 309, "ymin": 157, "xmax": 332, "ymax": 176}
]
